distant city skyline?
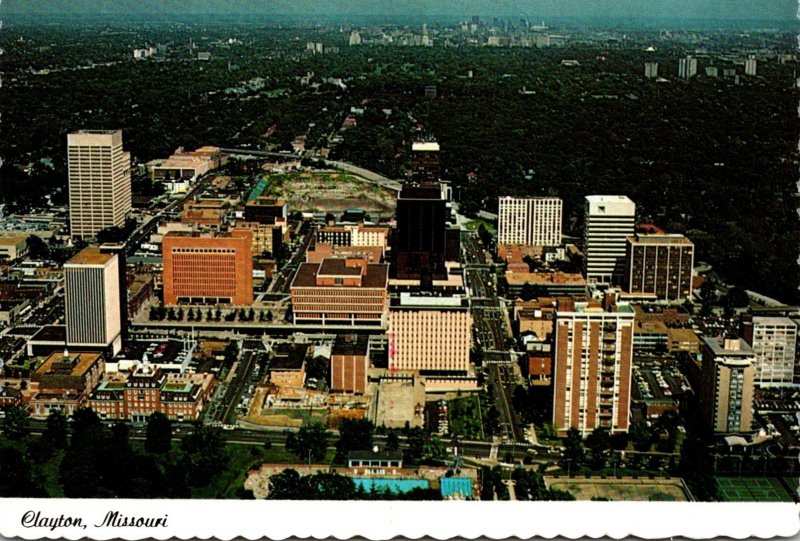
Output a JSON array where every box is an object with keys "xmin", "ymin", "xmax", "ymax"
[{"xmin": 4, "ymin": 0, "xmax": 796, "ymax": 25}]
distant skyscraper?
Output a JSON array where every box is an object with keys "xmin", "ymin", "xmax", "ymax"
[
  {"xmin": 625, "ymin": 233, "xmax": 694, "ymax": 302},
  {"xmin": 67, "ymin": 130, "xmax": 132, "ymax": 239},
  {"xmin": 583, "ymin": 195, "xmax": 636, "ymax": 286},
  {"xmin": 644, "ymin": 62, "xmax": 658, "ymax": 79},
  {"xmin": 64, "ymin": 247, "xmax": 123, "ymax": 354},
  {"xmin": 745, "ymin": 55, "xmax": 757, "ymax": 76},
  {"xmin": 498, "ymin": 196, "xmax": 562, "ymax": 247},
  {"xmin": 678, "ymin": 55, "xmax": 698, "ymax": 79},
  {"xmin": 348, "ymin": 30, "xmax": 361, "ymax": 46},
  {"xmin": 552, "ymin": 298, "xmax": 635, "ymax": 436},
  {"xmin": 700, "ymin": 336, "xmax": 755, "ymax": 433}
]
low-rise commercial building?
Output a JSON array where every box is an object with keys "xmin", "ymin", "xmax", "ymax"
[
  {"xmin": 268, "ymin": 343, "xmax": 309, "ymax": 387},
  {"xmin": 290, "ymin": 258, "xmax": 389, "ymax": 326},
  {"xmin": 29, "ymin": 350, "xmax": 105, "ymax": 418}
]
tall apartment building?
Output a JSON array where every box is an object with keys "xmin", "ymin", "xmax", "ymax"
[
  {"xmin": 741, "ymin": 316, "xmax": 797, "ymax": 387},
  {"xmin": 700, "ymin": 336, "xmax": 755, "ymax": 433},
  {"xmin": 410, "ymin": 141, "xmax": 440, "ymax": 184},
  {"xmin": 552, "ymin": 298, "xmax": 635, "ymax": 436},
  {"xmin": 290, "ymin": 258, "xmax": 389, "ymax": 326},
  {"xmin": 348, "ymin": 31, "xmax": 362, "ymax": 46},
  {"xmin": 497, "ymin": 196, "xmax": 562, "ymax": 247},
  {"xmin": 678, "ymin": 55, "xmax": 698, "ymax": 79},
  {"xmin": 67, "ymin": 130, "xmax": 132, "ymax": 239},
  {"xmin": 162, "ymin": 230, "xmax": 253, "ymax": 306},
  {"xmin": 745, "ymin": 56, "xmax": 757, "ymax": 76},
  {"xmin": 644, "ymin": 62, "xmax": 658, "ymax": 79},
  {"xmin": 64, "ymin": 247, "xmax": 123, "ymax": 354},
  {"xmin": 625, "ymin": 233, "xmax": 694, "ymax": 302},
  {"xmin": 583, "ymin": 195, "xmax": 636, "ymax": 286},
  {"xmin": 388, "ymin": 293, "xmax": 472, "ymax": 374}
]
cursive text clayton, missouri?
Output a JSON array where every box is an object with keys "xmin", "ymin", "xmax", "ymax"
[
  {"xmin": 21, "ymin": 510, "xmax": 169, "ymax": 530},
  {"xmin": 21, "ymin": 512, "xmax": 86, "ymax": 531},
  {"xmin": 95, "ymin": 511, "xmax": 169, "ymax": 528}
]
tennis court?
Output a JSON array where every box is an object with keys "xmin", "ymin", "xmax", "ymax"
[{"xmin": 716, "ymin": 477, "xmax": 795, "ymax": 502}]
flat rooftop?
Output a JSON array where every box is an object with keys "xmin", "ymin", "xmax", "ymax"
[
  {"xmin": 292, "ymin": 261, "xmax": 389, "ymax": 288},
  {"xmin": 270, "ymin": 343, "xmax": 310, "ymax": 370},
  {"xmin": 37, "ymin": 350, "xmax": 103, "ymax": 378},
  {"xmin": 332, "ymin": 334, "xmax": 369, "ymax": 356},
  {"xmin": 629, "ymin": 233, "xmax": 693, "ymax": 245},
  {"xmin": 412, "ymin": 142, "xmax": 440, "ymax": 152},
  {"xmin": 66, "ymin": 247, "xmax": 114, "ymax": 266},
  {"xmin": 702, "ymin": 336, "xmax": 755, "ymax": 358}
]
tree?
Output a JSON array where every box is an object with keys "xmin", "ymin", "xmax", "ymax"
[
  {"xmin": 286, "ymin": 420, "xmax": 328, "ymax": 463},
  {"xmin": 561, "ymin": 427, "xmax": 585, "ymax": 472},
  {"xmin": 145, "ymin": 412, "xmax": 172, "ymax": 454},
  {"xmin": 334, "ymin": 418, "xmax": 374, "ymax": 464},
  {"xmin": 43, "ymin": 410, "xmax": 68, "ymax": 449},
  {"xmin": 385, "ymin": 431, "xmax": 400, "ymax": 453},
  {"xmin": 0, "ymin": 447, "xmax": 47, "ymax": 497},
  {"xmin": 423, "ymin": 434, "xmax": 447, "ymax": 463},
  {"xmin": 405, "ymin": 426, "xmax": 426, "ymax": 464},
  {"xmin": 25, "ymin": 235, "xmax": 49, "ymax": 260},
  {"xmin": 630, "ymin": 420, "xmax": 652, "ymax": 452},
  {"xmin": 267, "ymin": 468, "xmax": 302, "ymax": 499},
  {"xmin": 2, "ymin": 405, "xmax": 30, "ymax": 440},
  {"xmin": 180, "ymin": 426, "xmax": 229, "ymax": 488},
  {"xmin": 585, "ymin": 427, "xmax": 611, "ymax": 470}
]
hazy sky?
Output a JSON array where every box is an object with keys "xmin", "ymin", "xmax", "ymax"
[{"xmin": 5, "ymin": 0, "xmax": 796, "ymax": 21}]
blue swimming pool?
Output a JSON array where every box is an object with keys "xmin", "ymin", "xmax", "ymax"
[{"xmin": 353, "ymin": 478, "xmax": 430, "ymax": 494}]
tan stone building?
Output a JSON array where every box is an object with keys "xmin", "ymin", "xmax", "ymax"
[
  {"xmin": 388, "ymin": 293, "xmax": 472, "ymax": 374},
  {"xmin": 67, "ymin": 130, "xmax": 132, "ymax": 239}
]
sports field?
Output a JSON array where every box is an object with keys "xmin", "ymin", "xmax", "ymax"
[
  {"xmin": 544, "ymin": 477, "xmax": 691, "ymax": 501},
  {"xmin": 715, "ymin": 477, "xmax": 796, "ymax": 502}
]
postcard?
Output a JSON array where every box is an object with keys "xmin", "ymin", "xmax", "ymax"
[{"xmin": 0, "ymin": 0, "xmax": 799, "ymax": 539}]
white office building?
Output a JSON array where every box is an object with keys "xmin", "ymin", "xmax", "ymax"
[
  {"xmin": 742, "ymin": 316, "xmax": 797, "ymax": 387},
  {"xmin": 65, "ymin": 247, "xmax": 123, "ymax": 354},
  {"xmin": 644, "ymin": 62, "xmax": 658, "ymax": 79},
  {"xmin": 68, "ymin": 130, "xmax": 132, "ymax": 239},
  {"xmin": 678, "ymin": 55, "xmax": 698, "ymax": 79},
  {"xmin": 498, "ymin": 196, "xmax": 562, "ymax": 246},
  {"xmin": 745, "ymin": 56, "xmax": 757, "ymax": 76},
  {"xmin": 583, "ymin": 195, "xmax": 636, "ymax": 286}
]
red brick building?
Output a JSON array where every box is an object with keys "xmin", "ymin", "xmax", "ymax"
[
  {"xmin": 89, "ymin": 364, "xmax": 214, "ymax": 422},
  {"xmin": 330, "ymin": 334, "xmax": 370, "ymax": 394},
  {"xmin": 162, "ymin": 230, "xmax": 253, "ymax": 306}
]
